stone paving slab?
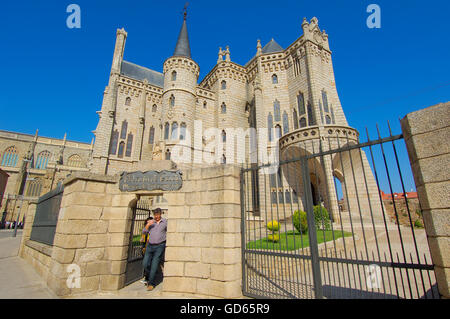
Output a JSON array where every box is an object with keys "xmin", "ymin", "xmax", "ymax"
[{"xmin": 0, "ymin": 232, "xmax": 58, "ymax": 299}]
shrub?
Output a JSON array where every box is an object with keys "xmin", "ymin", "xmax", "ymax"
[
  {"xmin": 267, "ymin": 220, "xmax": 280, "ymax": 232},
  {"xmin": 267, "ymin": 234, "xmax": 280, "ymax": 242},
  {"xmin": 313, "ymin": 205, "xmax": 331, "ymax": 230},
  {"xmin": 414, "ymin": 219, "xmax": 423, "ymax": 228},
  {"xmin": 293, "ymin": 210, "xmax": 308, "ymax": 234}
]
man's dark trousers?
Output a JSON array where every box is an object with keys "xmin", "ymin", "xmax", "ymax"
[{"xmin": 143, "ymin": 242, "xmax": 165, "ymax": 286}]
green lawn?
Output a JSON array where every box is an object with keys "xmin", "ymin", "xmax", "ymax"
[
  {"xmin": 132, "ymin": 235, "xmax": 143, "ymax": 245},
  {"xmin": 246, "ymin": 230, "xmax": 352, "ymax": 251}
]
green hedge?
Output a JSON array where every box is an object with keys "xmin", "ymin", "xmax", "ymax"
[
  {"xmin": 293, "ymin": 210, "xmax": 308, "ymax": 234},
  {"xmin": 314, "ymin": 205, "xmax": 331, "ymax": 230}
]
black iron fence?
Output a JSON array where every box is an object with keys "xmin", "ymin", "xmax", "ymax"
[
  {"xmin": 30, "ymin": 183, "xmax": 64, "ymax": 246},
  {"xmin": 240, "ymin": 123, "xmax": 439, "ymax": 299}
]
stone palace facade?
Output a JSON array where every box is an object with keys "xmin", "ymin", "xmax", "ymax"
[{"xmin": 1, "ymin": 15, "xmax": 381, "ymax": 223}]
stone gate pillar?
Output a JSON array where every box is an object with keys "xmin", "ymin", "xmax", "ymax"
[
  {"xmin": 162, "ymin": 165, "xmax": 242, "ymax": 298},
  {"xmin": 401, "ymin": 102, "xmax": 450, "ymax": 299}
]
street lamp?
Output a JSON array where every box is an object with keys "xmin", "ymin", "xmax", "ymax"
[{"xmin": 12, "ymin": 158, "xmax": 31, "ymax": 238}]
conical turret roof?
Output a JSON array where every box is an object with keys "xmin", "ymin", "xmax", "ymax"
[
  {"xmin": 262, "ymin": 38, "xmax": 283, "ymax": 54},
  {"xmin": 173, "ymin": 16, "xmax": 191, "ymax": 58}
]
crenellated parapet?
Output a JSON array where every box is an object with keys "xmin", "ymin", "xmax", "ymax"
[
  {"xmin": 279, "ymin": 125, "xmax": 359, "ymax": 152},
  {"xmin": 163, "ymin": 57, "xmax": 199, "ymax": 78},
  {"xmin": 200, "ymin": 61, "xmax": 248, "ymax": 89}
]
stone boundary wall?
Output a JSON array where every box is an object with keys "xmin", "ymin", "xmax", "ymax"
[
  {"xmin": 19, "ymin": 172, "xmax": 136, "ymax": 297},
  {"xmin": 401, "ymin": 101, "xmax": 450, "ymax": 298},
  {"xmin": 19, "ymin": 202, "xmax": 54, "ymax": 283},
  {"xmin": 19, "ymin": 165, "xmax": 243, "ymax": 298},
  {"xmin": 162, "ymin": 165, "xmax": 243, "ymax": 298}
]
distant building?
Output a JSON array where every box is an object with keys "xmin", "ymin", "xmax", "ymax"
[
  {"xmin": 0, "ymin": 168, "xmax": 8, "ymax": 208},
  {"xmin": 0, "ymin": 130, "xmax": 93, "ymax": 221},
  {"xmin": 380, "ymin": 190, "xmax": 418, "ymax": 201}
]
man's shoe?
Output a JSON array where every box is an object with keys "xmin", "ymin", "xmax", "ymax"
[
  {"xmin": 139, "ymin": 279, "xmax": 148, "ymax": 285},
  {"xmin": 147, "ymin": 285, "xmax": 154, "ymax": 291}
]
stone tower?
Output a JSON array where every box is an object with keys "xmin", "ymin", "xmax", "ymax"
[
  {"xmin": 91, "ymin": 29, "xmax": 127, "ymax": 175},
  {"xmin": 161, "ymin": 13, "xmax": 199, "ymax": 165}
]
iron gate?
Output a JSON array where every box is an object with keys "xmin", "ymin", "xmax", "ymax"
[
  {"xmin": 241, "ymin": 123, "xmax": 439, "ymax": 299},
  {"xmin": 124, "ymin": 199, "xmax": 152, "ymax": 286}
]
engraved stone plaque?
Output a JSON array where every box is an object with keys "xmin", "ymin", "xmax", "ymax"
[{"xmin": 119, "ymin": 170, "xmax": 182, "ymax": 192}]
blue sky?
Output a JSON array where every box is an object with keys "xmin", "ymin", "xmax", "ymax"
[{"xmin": 0, "ymin": 0, "xmax": 449, "ymax": 192}]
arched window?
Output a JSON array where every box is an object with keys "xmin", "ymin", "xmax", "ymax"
[
  {"xmin": 278, "ymin": 191, "xmax": 284, "ymax": 204},
  {"xmin": 171, "ymin": 71, "xmax": 177, "ymax": 81},
  {"xmin": 221, "ymin": 103, "xmax": 226, "ymax": 114},
  {"xmin": 285, "ymin": 190, "xmax": 291, "ymax": 203},
  {"xmin": 120, "ymin": 120, "xmax": 128, "ymax": 139},
  {"xmin": 117, "ymin": 142, "xmax": 125, "ymax": 158},
  {"xmin": 331, "ymin": 106, "xmax": 335, "ymax": 124},
  {"xmin": 165, "ymin": 149, "xmax": 171, "ymax": 160},
  {"xmin": 300, "ymin": 117, "xmax": 307, "ymax": 128},
  {"xmin": 325, "ymin": 115, "xmax": 332, "ymax": 124},
  {"xmin": 171, "ymin": 122, "xmax": 178, "ymax": 140},
  {"xmin": 297, "ymin": 93, "xmax": 306, "ymax": 115},
  {"xmin": 282, "ymin": 111, "xmax": 289, "ymax": 134},
  {"xmin": 67, "ymin": 154, "xmax": 85, "ymax": 168},
  {"xmin": 35, "ymin": 151, "xmax": 51, "ymax": 169},
  {"xmin": 203, "ymin": 101, "xmax": 207, "ymax": 109},
  {"xmin": 1, "ymin": 146, "xmax": 18, "ymax": 167},
  {"xmin": 164, "ymin": 123, "xmax": 170, "ymax": 140},
  {"xmin": 221, "ymin": 80, "xmax": 226, "ymax": 90},
  {"xmin": 180, "ymin": 123, "xmax": 186, "ymax": 141},
  {"xmin": 125, "ymin": 97, "xmax": 131, "ymax": 106},
  {"xmin": 319, "ymin": 101, "xmax": 324, "ymax": 124},
  {"xmin": 169, "ymin": 95, "xmax": 175, "ymax": 107},
  {"xmin": 293, "ymin": 190, "xmax": 299, "ymax": 203},
  {"xmin": 268, "ymin": 113, "xmax": 273, "ymax": 142},
  {"xmin": 275, "ymin": 124, "xmax": 282, "ymax": 139},
  {"xmin": 26, "ymin": 179, "xmax": 42, "ymax": 197},
  {"xmin": 125, "ymin": 133, "xmax": 133, "ymax": 157},
  {"xmin": 272, "ymin": 74, "xmax": 278, "ymax": 84},
  {"xmin": 149, "ymin": 126, "xmax": 155, "ymax": 144},
  {"xmin": 221, "ymin": 154, "xmax": 226, "ymax": 164},
  {"xmin": 271, "ymin": 191, "xmax": 277, "ymax": 204},
  {"xmin": 277, "ymin": 168, "xmax": 283, "ymax": 187},
  {"xmin": 274, "ymin": 100, "xmax": 281, "ymax": 122},
  {"xmin": 293, "ymin": 109, "xmax": 299, "ymax": 130},
  {"xmin": 322, "ymin": 90, "xmax": 329, "ymax": 113},
  {"xmin": 152, "ymin": 104, "xmax": 157, "ymax": 112},
  {"xmin": 307, "ymin": 102, "xmax": 315, "ymax": 126},
  {"xmin": 269, "ymin": 173, "xmax": 277, "ymax": 188},
  {"xmin": 109, "ymin": 130, "xmax": 119, "ymax": 155},
  {"xmin": 222, "ymin": 130, "xmax": 226, "ymax": 143}
]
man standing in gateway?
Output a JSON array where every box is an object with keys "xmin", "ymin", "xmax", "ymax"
[{"xmin": 142, "ymin": 208, "xmax": 167, "ymax": 291}]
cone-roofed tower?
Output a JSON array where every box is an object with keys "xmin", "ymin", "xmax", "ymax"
[
  {"xmin": 173, "ymin": 10, "xmax": 191, "ymax": 58},
  {"xmin": 162, "ymin": 8, "xmax": 199, "ymax": 164}
]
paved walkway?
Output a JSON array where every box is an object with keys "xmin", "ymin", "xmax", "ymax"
[
  {"xmin": 0, "ymin": 230, "xmax": 189, "ymax": 299},
  {"xmin": 0, "ymin": 230, "xmax": 57, "ymax": 299}
]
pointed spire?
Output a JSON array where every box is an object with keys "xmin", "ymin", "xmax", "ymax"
[
  {"xmin": 256, "ymin": 39, "xmax": 262, "ymax": 56},
  {"xmin": 217, "ymin": 47, "xmax": 223, "ymax": 64},
  {"xmin": 173, "ymin": 10, "xmax": 191, "ymax": 58},
  {"xmin": 225, "ymin": 45, "xmax": 230, "ymax": 62}
]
